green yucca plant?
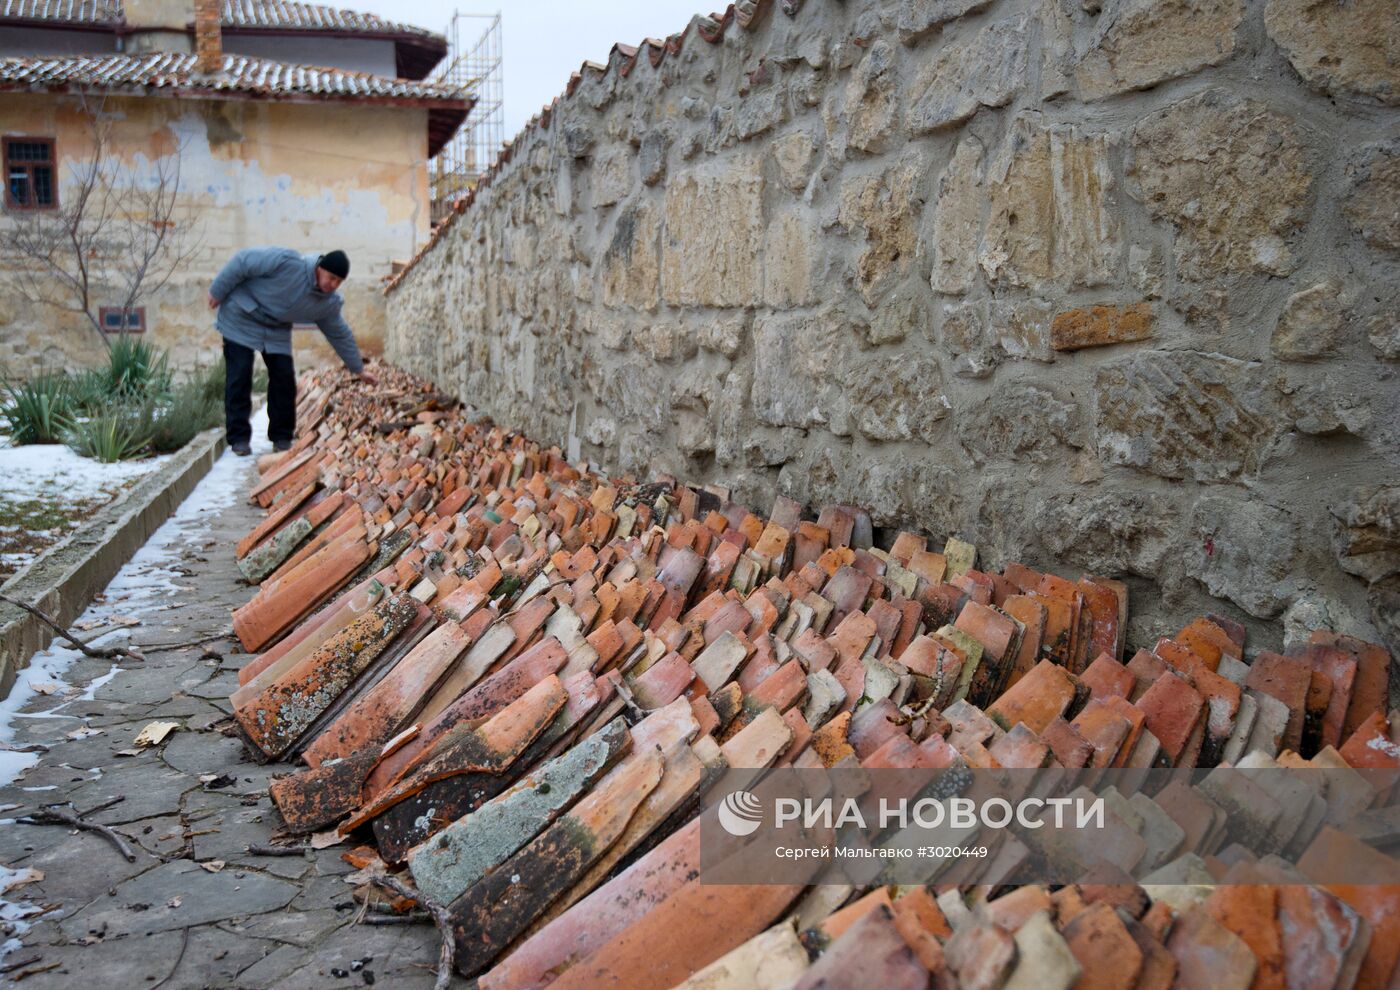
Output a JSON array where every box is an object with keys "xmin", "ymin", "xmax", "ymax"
[
  {"xmin": 1, "ymin": 372, "xmax": 76, "ymax": 444},
  {"xmin": 64, "ymin": 401, "xmax": 153, "ymax": 462},
  {"xmin": 105, "ymin": 335, "xmax": 172, "ymax": 399},
  {"xmin": 69, "ymin": 367, "xmax": 113, "ymax": 415}
]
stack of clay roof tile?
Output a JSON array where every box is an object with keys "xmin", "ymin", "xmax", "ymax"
[{"xmin": 229, "ymin": 364, "xmax": 1400, "ymax": 987}]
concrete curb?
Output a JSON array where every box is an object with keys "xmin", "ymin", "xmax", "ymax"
[{"xmin": 0, "ymin": 426, "xmax": 227, "ymax": 695}]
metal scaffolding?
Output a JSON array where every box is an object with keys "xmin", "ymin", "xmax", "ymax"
[{"xmin": 429, "ymin": 10, "xmax": 503, "ymax": 224}]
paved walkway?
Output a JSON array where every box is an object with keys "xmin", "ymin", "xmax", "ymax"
[{"xmin": 0, "ymin": 434, "xmax": 442, "ymax": 989}]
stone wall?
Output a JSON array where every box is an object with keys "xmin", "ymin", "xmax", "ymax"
[{"xmin": 386, "ymin": 0, "xmax": 1400, "ymax": 654}]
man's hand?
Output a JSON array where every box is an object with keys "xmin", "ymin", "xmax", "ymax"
[
  {"xmin": 357, "ymin": 371, "xmax": 379, "ymax": 386},
  {"xmin": 207, "ymin": 293, "xmax": 219, "ymax": 310}
]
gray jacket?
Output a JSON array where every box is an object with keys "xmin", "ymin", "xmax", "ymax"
[{"xmin": 210, "ymin": 247, "xmax": 364, "ymax": 374}]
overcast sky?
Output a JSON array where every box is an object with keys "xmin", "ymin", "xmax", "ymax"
[{"xmin": 347, "ymin": 1, "xmax": 706, "ymax": 139}]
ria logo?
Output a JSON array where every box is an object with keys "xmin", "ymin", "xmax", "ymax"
[{"xmin": 717, "ymin": 790, "xmax": 763, "ymax": 836}]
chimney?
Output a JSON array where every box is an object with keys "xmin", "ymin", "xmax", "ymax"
[{"xmin": 194, "ymin": 0, "xmax": 222, "ymax": 74}]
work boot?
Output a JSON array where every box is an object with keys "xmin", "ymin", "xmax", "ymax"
[
  {"xmin": 274, "ymin": 440, "xmax": 292, "ymax": 452},
  {"xmin": 231, "ymin": 442, "xmax": 252, "ymax": 457}
]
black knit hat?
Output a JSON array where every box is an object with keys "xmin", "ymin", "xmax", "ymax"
[{"xmin": 318, "ymin": 250, "xmax": 350, "ymax": 280}]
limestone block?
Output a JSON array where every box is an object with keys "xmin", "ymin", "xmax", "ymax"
[
  {"xmin": 1190, "ymin": 495, "xmax": 1300, "ymax": 618},
  {"xmin": 979, "ymin": 115, "xmax": 1120, "ymax": 290},
  {"xmin": 1343, "ymin": 141, "xmax": 1400, "ymax": 254},
  {"xmin": 991, "ymin": 298, "xmax": 1055, "ymax": 363},
  {"xmin": 699, "ymin": 315, "xmax": 749, "ymax": 359},
  {"xmin": 837, "ymin": 150, "xmax": 926, "ymax": 304},
  {"xmin": 1075, "ymin": 0, "xmax": 1243, "ymax": 100},
  {"xmin": 662, "ymin": 160, "xmax": 764, "ymax": 307},
  {"xmin": 1035, "ymin": 490, "xmax": 1176, "ymax": 578},
  {"xmin": 937, "ymin": 299, "xmax": 1000, "ymax": 378},
  {"xmin": 1367, "ymin": 311, "xmax": 1400, "ymax": 360},
  {"xmin": 1271, "ymin": 280, "xmax": 1348, "ymax": 360},
  {"xmin": 763, "ymin": 207, "xmax": 821, "ymax": 307},
  {"xmin": 751, "ymin": 309, "xmax": 849, "ymax": 430},
  {"xmin": 1039, "ymin": 0, "xmax": 1075, "ymax": 99},
  {"xmin": 1331, "ymin": 485, "xmax": 1400, "ymax": 585},
  {"xmin": 1129, "ymin": 90, "xmax": 1312, "ymax": 279},
  {"xmin": 897, "ymin": 0, "xmax": 994, "ymax": 42},
  {"xmin": 639, "ymin": 129, "xmax": 669, "ymax": 187},
  {"xmin": 633, "ymin": 322, "xmax": 698, "ymax": 363},
  {"xmin": 859, "ymin": 288, "xmax": 927, "ymax": 347},
  {"xmin": 826, "ymin": 38, "xmax": 899, "ymax": 156},
  {"xmin": 930, "ymin": 135, "xmax": 984, "ymax": 296},
  {"xmin": 907, "ymin": 17, "xmax": 1028, "ymax": 134},
  {"xmin": 1265, "ymin": 0, "xmax": 1400, "ymax": 104},
  {"xmin": 958, "ymin": 382, "xmax": 1082, "ymax": 465},
  {"xmin": 1095, "ymin": 350, "xmax": 1283, "ymax": 481},
  {"xmin": 771, "ymin": 129, "xmax": 818, "ymax": 193},
  {"xmin": 600, "ymin": 202, "xmax": 660, "ymax": 311},
  {"xmin": 736, "ymin": 88, "xmax": 788, "ymax": 142},
  {"xmin": 845, "ymin": 352, "xmax": 950, "ymax": 443}
]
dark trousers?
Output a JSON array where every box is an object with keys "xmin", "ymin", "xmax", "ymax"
[{"xmin": 224, "ymin": 339, "xmax": 296, "ymax": 446}]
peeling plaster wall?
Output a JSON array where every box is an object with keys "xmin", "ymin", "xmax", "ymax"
[
  {"xmin": 0, "ymin": 92, "xmax": 431, "ymax": 372},
  {"xmin": 386, "ymin": 0, "xmax": 1400, "ymax": 654}
]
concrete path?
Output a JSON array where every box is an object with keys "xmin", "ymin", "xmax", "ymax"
[{"xmin": 0, "ymin": 434, "xmax": 442, "ymax": 989}]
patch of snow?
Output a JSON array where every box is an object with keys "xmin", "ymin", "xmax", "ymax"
[
  {"xmin": 0, "ymin": 865, "xmax": 48, "ymax": 966},
  {"xmin": 1366, "ymin": 735, "xmax": 1400, "ymax": 760},
  {"xmin": 0, "ymin": 407, "xmax": 266, "ymax": 786},
  {"xmin": 0, "ymin": 444, "xmax": 172, "ymax": 501}
]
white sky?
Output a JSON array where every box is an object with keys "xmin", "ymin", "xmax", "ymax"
[{"xmin": 348, "ymin": 0, "xmax": 707, "ymax": 140}]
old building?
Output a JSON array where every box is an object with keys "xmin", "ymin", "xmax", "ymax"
[{"xmin": 0, "ymin": 0, "xmax": 470, "ymax": 370}]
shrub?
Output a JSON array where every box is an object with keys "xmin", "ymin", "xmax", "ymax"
[
  {"xmin": 64, "ymin": 400, "xmax": 154, "ymax": 462},
  {"xmin": 148, "ymin": 378, "xmax": 222, "ymax": 453},
  {"xmin": 195, "ymin": 357, "xmax": 226, "ymax": 403},
  {"xmin": 105, "ymin": 334, "xmax": 172, "ymax": 399},
  {"xmin": 0, "ymin": 372, "xmax": 75, "ymax": 444},
  {"xmin": 252, "ymin": 364, "xmax": 269, "ymax": 394}
]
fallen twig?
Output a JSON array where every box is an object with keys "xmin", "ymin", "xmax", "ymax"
[
  {"xmin": 17, "ymin": 803, "xmax": 137, "ymax": 862},
  {"xmin": 0, "ymin": 592, "xmax": 129, "ymax": 660},
  {"xmin": 76, "ymin": 796, "xmax": 125, "ymax": 817},
  {"xmin": 137, "ymin": 629, "xmax": 235, "ymax": 653},
  {"xmin": 361, "ymin": 912, "xmax": 431, "ymax": 926},
  {"xmin": 9, "ymin": 960, "xmax": 60, "ymax": 982},
  {"xmin": 372, "ymin": 874, "xmax": 454, "ymax": 990},
  {"xmin": 149, "ymin": 926, "xmax": 189, "ymax": 990},
  {"xmin": 0, "ymin": 594, "xmax": 232, "ymax": 663},
  {"xmin": 0, "ymin": 955, "xmax": 42, "ymax": 975},
  {"xmin": 246, "ymin": 842, "xmax": 307, "ymax": 857}
]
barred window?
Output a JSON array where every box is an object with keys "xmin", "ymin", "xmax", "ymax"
[
  {"xmin": 4, "ymin": 137, "xmax": 57, "ymax": 210},
  {"xmin": 99, "ymin": 307, "xmax": 146, "ymax": 333}
]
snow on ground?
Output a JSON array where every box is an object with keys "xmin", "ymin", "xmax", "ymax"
[
  {"xmin": 0, "ymin": 406, "xmax": 269, "ymax": 787},
  {"xmin": 0, "ymin": 445, "xmax": 176, "ymax": 581},
  {"xmin": 0, "ymin": 444, "xmax": 172, "ymax": 501}
]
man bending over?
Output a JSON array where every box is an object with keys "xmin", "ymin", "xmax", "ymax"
[{"xmin": 209, "ymin": 247, "xmax": 378, "ymax": 456}]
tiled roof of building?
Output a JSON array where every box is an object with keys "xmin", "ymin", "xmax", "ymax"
[
  {"xmin": 0, "ymin": 0, "xmax": 447, "ymax": 78},
  {"xmin": 219, "ymin": 0, "xmax": 437, "ymax": 38},
  {"xmin": 0, "ymin": 0, "xmax": 120, "ymax": 22},
  {"xmin": 0, "ymin": 52, "xmax": 470, "ymax": 154},
  {"xmin": 0, "ymin": 0, "xmax": 438, "ymax": 37}
]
